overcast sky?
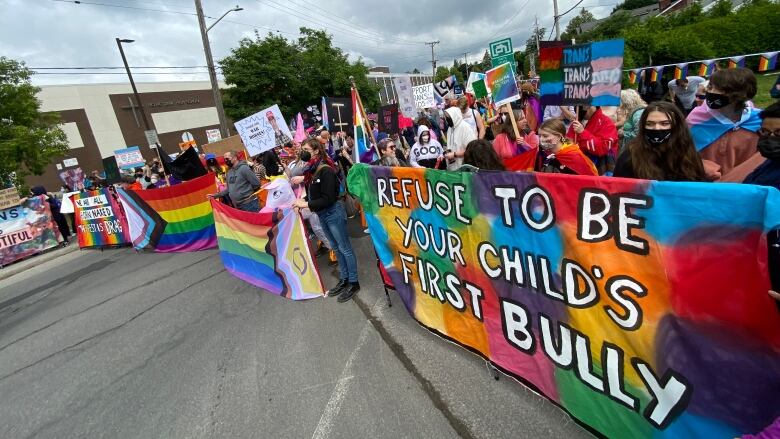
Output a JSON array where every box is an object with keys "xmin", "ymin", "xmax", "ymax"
[{"xmin": 1, "ymin": 0, "xmax": 616, "ymax": 85}]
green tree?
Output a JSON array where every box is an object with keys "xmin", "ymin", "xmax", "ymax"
[
  {"xmin": 434, "ymin": 65, "xmax": 450, "ymax": 82},
  {"xmin": 0, "ymin": 57, "xmax": 67, "ymax": 189},
  {"xmin": 707, "ymin": 0, "xmax": 734, "ymax": 17},
  {"xmin": 412, "ymin": 68, "xmax": 421, "ymax": 74},
  {"xmin": 562, "ymin": 9, "xmax": 595, "ymax": 40},
  {"xmin": 219, "ymin": 28, "xmax": 380, "ymax": 119}
]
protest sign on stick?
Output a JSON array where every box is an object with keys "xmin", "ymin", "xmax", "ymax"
[
  {"xmin": 114, "ymin": 146, "xmax": 145, "ymax": 170},
  {"xmin": 412, "ymin": 84, "xmax": 435, "ymax": 109},
  {"xmin": 485, "ymin": 62, "xmax": 520, "ymax": 107},
  {"xmin": 392, "ymin": 76, "xmax": 417, "ymax": 118},
  {"xmin": 234, "ymin": 104, "xmax": 293, "ymax": 156}
]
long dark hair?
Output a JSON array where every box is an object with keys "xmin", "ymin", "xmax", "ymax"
[
  {"xmin": 628, "ymin": 101, "xmax": 705, "ymax": 182},
  {"xmin": 464, "ymin": 139, "xmax": 506, "ymax": 171}
]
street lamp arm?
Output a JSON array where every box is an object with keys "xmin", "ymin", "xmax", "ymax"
[{"xmin": 206, "ymin": 6, "xmax": 242, "ymax": 32}]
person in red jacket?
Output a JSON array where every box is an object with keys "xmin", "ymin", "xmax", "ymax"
[{"xmin": 566, "ymin": 106, "xmax": 619, "ymax": 175}]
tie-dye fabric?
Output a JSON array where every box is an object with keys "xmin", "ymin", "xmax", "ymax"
[{"xmin": 347, "ymin": 164, "xmax": 780, "ymax": 439}]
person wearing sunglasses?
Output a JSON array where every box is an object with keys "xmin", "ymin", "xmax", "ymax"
[
  {"xmin": 371, "ymin": 138, "xmax": 409, "ymax": 167},
  {"xmin": 693, "ymin": 80, "xmax": 709, "ymax": 108},
  {"xmin": 744, "ymin": 101, "xmax": 780, "ymax": 191}
]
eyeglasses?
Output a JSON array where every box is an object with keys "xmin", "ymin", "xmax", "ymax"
[
  {"xmin": 758, "ymin": 128, "xmax": 780, "ymax": 138},
  {"xmin": 386, "ymin": 144, "xmax": 397, "ymax": 149},
  {"xmin": 695, "ymin": 94, "xmax": 706, "ymax": 100}
]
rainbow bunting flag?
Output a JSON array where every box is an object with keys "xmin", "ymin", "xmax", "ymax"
[
  {"xmin": 699, "ymin": 60, "xmax": 716, "ymax": 76},
  {"xmin": 211, "ymin": 200, "xmax": 324, "ymax": 300},
  {"xmin": 352, "ymin": 85, "xmax": 377, "ymax": 163},
  {"xmin": 122, "ymin": 173, "xmax": 218, "ymax": 252},
  {"xmin": 649, "ymin": 66, "xmax": 663, "ymax": 82},
  {"xmin": 673, "ymin": 63, "xmax": 688, "ymax": 80},
  {"xmin": 759, "ymin": 51, "xmax": 779, "ymax": 72},
  {"xmin": 728, "ymin": 56, "xmax": 746, "ymax": 69},
  {"xmin": 71, "ymin": 189, "xmax": 132, "ymax": 249}
]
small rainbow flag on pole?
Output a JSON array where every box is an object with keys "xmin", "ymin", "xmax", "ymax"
[
  {"xmin": 673, "ymin": 63, "xmax": 688, "ymax": 80},
  {"xmin": 699, "ymin": 60, "xmax": 716, "ymax": 76},
  {"xmin": 759, "ymin": 52, "xmax": 779, "ymax": 72},
  {"xmin": 628, "ymin": 69, "xmax": 639, "ymax": 85},
  {"xmin": 211, "ymin": 200, "xmax": 324, "ymax": 300},
  {"xmin": 728, "ymin": 56, "xmax": 746, "ymax": 69}
]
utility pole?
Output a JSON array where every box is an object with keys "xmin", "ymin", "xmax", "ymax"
[
  {"xmin": 425, "ymin": 41, "xmax": 440, "ymax": 78},
  {"xmin": 553, "ymin": 0, "xmax": 561, "ymax": 40},
  {"xmin": 195, "ymin": 0, "xmax": 236, "ymax": 139},
  {"xmin": 534, "ymin": 16, "xmax": 540, "ymax": 55},
  {"xmin": 463, "ymin": 51, "xmax": 470, "ymax": 75}
]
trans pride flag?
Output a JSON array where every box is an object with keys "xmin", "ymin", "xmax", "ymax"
[
  {"xmin": 348, "ymin": 164, "xmax": 780, "ymax": 439},
  {"xmin": 118, "ymin": 173, "xmax": 217, "ymax": 252},
  {"xmin": 352, "ymin": 85, "xmax": 377, "ymax": 163},
  {"xmin": 211, "ymin": 200, "xmax": 323, "ymax": 300}
]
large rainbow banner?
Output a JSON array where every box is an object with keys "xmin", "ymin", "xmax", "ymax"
[
  {"xmin": 72, "ymin": 188, "xmax": 131, "ymax": 249},
  {"xmin": 211, "ymin": 201, "xmax": 324, "ymax": 300},
  {"xmin": 540, "ymin": 39, "xmax": 624, "ymax": 107},
  {"xmin": 123, "ymin": 173, "xmax": 217, "ymax": 252},
  {"xmin": 347, "ymin": 164, "xmax": 780, "ymax": 438}
]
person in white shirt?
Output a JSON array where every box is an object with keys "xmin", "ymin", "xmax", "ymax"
[
  {"xmin": 409, "ymin": 125, "xmax": 445, "ymax": 169},
  {"xmin": 669, "ymin": 76, "xmax": 706, "ymax": 114}
]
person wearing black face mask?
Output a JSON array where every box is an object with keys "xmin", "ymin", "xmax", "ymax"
[
  {"xmin": 687, "ymin": 68, "xmax": 763, "ymax": 182},
  {"xmin": 614, "ymin": 101, "xmax": 706, "ymax": 181},
  {"xmin": 207, "ymin": 151, "xmax": 261, "ymax": 211}
]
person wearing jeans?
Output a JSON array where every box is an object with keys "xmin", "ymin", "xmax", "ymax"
[{"xmin": 292, "ymin": 138, "xmax": 359, "ymax": 302}]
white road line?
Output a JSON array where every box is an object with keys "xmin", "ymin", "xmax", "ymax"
[{"xmin": 310, "ymin": 304, "xmax": 377, "ymax": 439}]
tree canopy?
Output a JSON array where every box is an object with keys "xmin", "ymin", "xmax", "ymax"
[
  {"xmin": 219, "ymin": 28, "xmax": 380, "ymax": 120},
  {"xmin": 0, "ymin": 57, "xmax": 68, "ymax": 189}
]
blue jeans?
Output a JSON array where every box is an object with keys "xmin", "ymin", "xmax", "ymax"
[
  {"xmin": 236, "ymin": 197, "xmax": 259, "ymax": 212},
  {"xmin": 317, "ymin": 202, "xmax": 358, "ymax": 283}
]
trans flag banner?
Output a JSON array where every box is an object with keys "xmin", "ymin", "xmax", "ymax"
[{"xmin": 347, "ymin": 163, "xmax": 780, "ymax": 439}]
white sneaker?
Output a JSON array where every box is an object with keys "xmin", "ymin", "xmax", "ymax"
[{"xmin": 363, "ymin": 228, "xmax": 370, "ymax": 234}]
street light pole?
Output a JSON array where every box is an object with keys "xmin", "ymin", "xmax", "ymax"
[
  {"xmin": 115, "ymin": 38, "xmax": 151, "ymax": 131},
  {"xmin": 195, "ymin": 1, "xmax": 241, "ymax": 140}
]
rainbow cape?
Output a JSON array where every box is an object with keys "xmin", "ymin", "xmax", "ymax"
[
  {"xmin": 211, "ymin": 200, "xmax": 323, "ymax": 300},
  {"xmin": 686, "ymin": 103, "xmax": 763, "ymax": 151},
  {"xmin": 348, "ymin": 163, "xmax": 780, "ymax": 439},
  {"xmin": 118, "ymin": 173, "xmax": 217, "ymax": 252},
  {"xmin": 72, "ymin": 189, "xmax": 131, "ymax": 249},
  {"xmin": 550, "ymin": 143, "xmax": 599, "ymax": 176}
]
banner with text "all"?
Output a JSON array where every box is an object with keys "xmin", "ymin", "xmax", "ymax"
[
  {"xmin": 347, "ymin": 164, "xmax": 780, "ymax": 439},
  {"xmin": 72, "ymin": 188, "xmax": 131, "ymax": 249}
]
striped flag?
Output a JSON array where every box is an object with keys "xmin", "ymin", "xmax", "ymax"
[
  {"xmin": 759, "ymin": 52, "xmax": 779, "ymax": 72},
  {"xmin": 699, "ymin": 60, "xmax": 716, "ymax": 76},
  {"xmin": 628, "ymin": 69, "xmax": 639, "ymax": 85},
  {"xmin": 352, "ymin": 85, "xmax": 377, "ymax": 163},
  {"xmin": 728, "ymin": 56, "xmax": 746, "ymax": 69},
  {"xmin": 673, "ymin": 63, "xmax": 688, "ymax": 80},
  {"xmin": 321, "ymin": 96, "xmax": 329, "ymax": 131},
  {"xmin": 649, "ymin": 66, "xmax": 663, "ymax": 82}
]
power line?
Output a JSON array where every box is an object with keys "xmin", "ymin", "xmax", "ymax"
[{"xmin": 50, "ymin": 0, "xmax": 201, "ymax": 16}]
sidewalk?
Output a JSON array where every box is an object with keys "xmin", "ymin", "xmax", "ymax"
[{"xmin": 0, "ymin": 243, "xmax": 80, "ymax": 282}]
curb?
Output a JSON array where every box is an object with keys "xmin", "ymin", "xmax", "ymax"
[{"xmin": 0, "ymin": 244, "xmax": 80, "ymax": 282}]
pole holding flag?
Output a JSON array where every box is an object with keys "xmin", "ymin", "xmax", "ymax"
[{"xmin": 349, "ymin": 76, "xmax": 379, "ymax": 164}]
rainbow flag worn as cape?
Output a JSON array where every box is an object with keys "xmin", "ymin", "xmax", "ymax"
[
  {"xmin": 552, "ymin": 142, "xmax": 599, "ymax": 176},
  {"xmin": 211, "ymin": 200, "xmax": 324, "ymax": 300},
  {"xmin": 121, "ymin": 173, "xmax": 218, "ymax": 252},
  {"xmin": 686, "ymin": 103, "xmax": 763, "ymax": 151}
]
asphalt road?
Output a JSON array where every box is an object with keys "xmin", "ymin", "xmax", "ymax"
[{"xmin": 0, "ymin": 224, "xmax": 593, "ymax": 439}]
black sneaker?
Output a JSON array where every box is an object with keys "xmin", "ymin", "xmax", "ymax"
[
  {"xmin": 327, "ymin": 279, "xmax": 349, "ymax": 297},
  {"xmin": 337, "ymin": 282, "xmax": 360, "ymax": 303}
]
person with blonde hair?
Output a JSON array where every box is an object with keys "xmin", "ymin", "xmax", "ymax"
[
  {"xmin": 617, "ymin": 89, "xmax": 648, "ymax": 153},
  {"xmin": 537, "ymin": 119, "xmax": 598, "ymax": 176}
]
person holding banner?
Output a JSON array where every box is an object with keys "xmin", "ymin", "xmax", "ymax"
[
  {"xmin": 537, "ymin": 119, "xmax": 598, "ymax": 176},
  {"xmin": 462, "ymin": 139, "xmax": 505, "ymax": 171},
  {"xmin": 614, "ymin": 101, "xmax": 706, "ymax": 182},
  {"xmin": 492, "ymin": 109, "xmax": 538, "ymax": 160},
  {"xmin": 292, "ymin": 138, "xmax": 360, "ymax": 302},
  {"xmin": 567, "ymin": 106, "xmax": 618, "ymax": 175}
]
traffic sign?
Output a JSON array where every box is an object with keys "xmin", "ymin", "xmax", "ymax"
[
  {"xmin": 489, "ymin": 38, "xmax": 513, "ymax": 58},
  {"xmin": 491, "ymin": 53, "xmax": 517, "ymax": 73}
]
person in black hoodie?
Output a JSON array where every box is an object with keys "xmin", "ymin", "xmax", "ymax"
[{"xmin": 292, "ymin": 138, "xmax": 360, "ymax": 302}]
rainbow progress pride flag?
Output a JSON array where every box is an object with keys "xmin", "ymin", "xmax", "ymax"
[
  {"xmin": 211, "ymin": 200, "xmax": 323, "ymax": 300},
  {"xmin": 127, "ymin": 173, "xmax": 217, "ymax": 252},
  {"xmin": 348, "ymin": 164, "xmax": 780, "ymax": 439}
]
